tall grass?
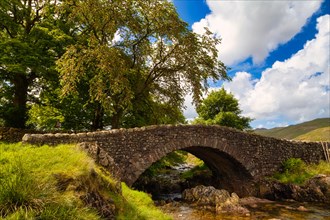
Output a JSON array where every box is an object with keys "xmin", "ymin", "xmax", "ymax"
[
  {"xmin": 273, "ymin": 158, "xmax": 330, "ymax": 184},
  {"xmin": 0, "ymin": 142, "xmax": 99, "ymax": 219},
  {"xmin": 116, "ymin": 183, "xmax": 172, "ymax": 220},
  {"xmin": 0, "ymin": 142, "xmax": 172, "ymax": 220}
]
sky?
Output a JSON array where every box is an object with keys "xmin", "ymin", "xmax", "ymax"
[{"xmin": 173, "ymin": 0, "xmax": 330, "ymax": 128}]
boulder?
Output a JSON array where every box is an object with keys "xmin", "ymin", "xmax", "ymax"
[
  {"xmin": 301, "ymin": 174, "xmax": 330, "ymax": 203},
  {"xmin": 259, "ymin": 174, "xmax": 330, "ymax": 203},
  {"xmin": 182, "ymin": 185, "xmax": 249, "ymax": 214}
]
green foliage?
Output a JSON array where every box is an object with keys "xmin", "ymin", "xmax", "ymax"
[
  {"xmin": 181, "ymin": 163, "xmax": 209, "ymax": 180},
  {"xmin": 140, "ymin": 150, "xmax": 211, "ymax": 181},
  {"xmin": 117, "ymin": 183, "xmax": 171, "ymax": 220},
  {"xmin": 273, "ymin": 158, "xmax": 330, "ymax": 184},
  {"xmin": 122, "ymin": 97, "xmax": 186, "ymax": 128},
  {"xmin": 27, "ymin": 104, "xmax": 64, "ymax": 130},
  {"xmin": 57, "ymin": 0, "xmax": 228, "ymax": 129},
  {"xmin": 33, "ymin": 87, "xmax": 98, "ymax": 131},
  {"xmin": 1, "ymin": 0, "xmax": 228, "ymax": 130},
  {"xmin": 194, "ymin": 88, "xmax": 252, "ymax": 130},
  {"xmin": 273, "ymin": 158, "xmax": 312, "ymax": 184},
  {"xmin": 282, "ymin": 158, "xmax": 306, "ymax": 173},
  {"xmin": 143, "ymin": 151, "xmax": 187, "ymax": 177},
  {"xmin": 0, "ymin": 0, "xmax": 73, "ymax": 128}
]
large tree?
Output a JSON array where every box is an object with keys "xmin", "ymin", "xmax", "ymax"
[
  {"xmin": 194, "ymin": 88, "xmax": 252, "ymax": 130},
  {"xmin": 0, "ymin": 0, "xmax": 72, "ymax": 128},
  {"xmin": 57, "ymin": 0, "xmax": 228, "ymax": 130}
]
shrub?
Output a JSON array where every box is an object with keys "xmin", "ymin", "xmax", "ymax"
[
  {"xmin": 273, "ymin": 158, "xmax": 330, "ymax": 184},
  {"xmin": 143, "ymin": 151, "xmax": 187, "ymax": 177},
  {"xmin": 282, "ymin": 158, "xmax": 306, "ymax": 173},
  {"xmin": 181, "ymin": 163, "xmax": 210, "ymax": 180}
]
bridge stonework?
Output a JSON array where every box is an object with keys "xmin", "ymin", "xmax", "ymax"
[{"xmin": 22, "ymin": 125, "xmax": 326, "ymax": 196}]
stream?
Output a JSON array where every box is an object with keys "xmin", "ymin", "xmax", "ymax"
[
  {"xmin": 135, "ymin": 161, "xmax": 330, "ymax": 220},
  {"xmin": 158, "ymin": 200, "xmax": 330, "ymax": 220}
]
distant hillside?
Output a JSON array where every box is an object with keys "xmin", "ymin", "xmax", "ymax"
[
  {"xmin": 254, "ymin": 118, "xmax": 330, "ymax": 140},
  {"xmin": 294, "ymin": 127, "xmax": 330, "ymax": 142}
]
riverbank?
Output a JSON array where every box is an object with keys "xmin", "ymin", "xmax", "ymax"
[{"xmin": 0, "ymin": 142, "xmax": 171, "ymax": 219}]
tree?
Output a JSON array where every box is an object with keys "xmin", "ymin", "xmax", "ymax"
[
  {"xmin": 57, "ymin": 0, "xmax": 228, "ymax": 130},
  {"xmin": 194, "ymin": 88, "xmax": 252, "ymax": 130},
  {"xmin": 0, "ymin": 0, "xmax": 72, "ymax": 128},
  {"xmin": 121, "ymin": 94, "xmax": 186, "ymax": 128}
]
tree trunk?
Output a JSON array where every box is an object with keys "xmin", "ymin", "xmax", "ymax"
[
  {"xmin": 9, "ymin": 74, "xmax": 29, "ymax": 128},
  {"xmin": 110, "ymin": 109, "xmax": 123, "ymax": 129},
  {"xmin": 91, "ymin": 102, "xmax": 104, "ymax": 131}
]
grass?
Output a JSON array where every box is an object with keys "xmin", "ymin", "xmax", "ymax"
[
  {"xmin": 0, "ymin": 142, "xmax": 99, "ymax": 219},
  {"xmin": 294, "ymin": 127, "xmax": 330, "ymax": 142},
  {"xmin": 273, "ymin": 158, "xmax": 330, "ymax": 184},
  {"xmin": 185, "ymin": 153, "xmax": 204, "ymax": 167},
  {"xmin": 117, "ymin": 183, "xmax": 171, "ymax": 220},
  {"xmin": 0, "ymin": 142, "xmax": 172, "ymax": 220}
]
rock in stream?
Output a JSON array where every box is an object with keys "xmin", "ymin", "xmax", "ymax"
[{"xmin": 182, "ymin": 185, "xmax": 250, "ymax": 215}]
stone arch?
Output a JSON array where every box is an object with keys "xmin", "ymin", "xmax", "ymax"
[
  {"xmin": 127, "ymin": 139, "xmax": 256, "ymax": 196},
  {"xmin": 184, "ymin": 146, "xmax": 255, "ymax": 196}
]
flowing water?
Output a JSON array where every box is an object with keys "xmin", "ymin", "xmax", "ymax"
[{"xmin": 158, "ymin": 200, "xmax": 330, "ymax": 220}]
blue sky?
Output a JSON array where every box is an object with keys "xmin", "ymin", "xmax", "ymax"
[{"xmin": 173, "ymin": 0, "xmax": 330, "ymax": 128}]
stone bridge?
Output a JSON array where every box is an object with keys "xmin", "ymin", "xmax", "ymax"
[{"xmin": 22, "ymin": 125, "xmax": 326, "ymax": 196}]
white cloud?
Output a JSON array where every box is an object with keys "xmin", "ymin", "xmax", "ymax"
[
  {"xmin": 183, "ymin": 93, "xmax": 197, "ymax": 121},
  {"xmin": 192, "ymin": 1, "xmax": 322, "ymax": 65},
  {"xmin": 223, "ymin": 15, "xmax": 330, "ymax": 128}
]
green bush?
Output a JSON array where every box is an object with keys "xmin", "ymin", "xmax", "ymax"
[
  {"xmin": 273, "ymin": 158, "xmax": 330, "ymax": 184},
  {"xmin": 282, "ymin": 158, "xmax": 306, "ymax": 173},
  {"xmin": 181, "ymin": 163, "xmax": 209, "ymax": 179},
  {"xmin": 143, "ymin": 151, "xmax": 187, "ymax": 177}
]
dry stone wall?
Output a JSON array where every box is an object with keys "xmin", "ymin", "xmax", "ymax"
[{"xmin": 0, "ymin": 127, "xmax": 45, "ymax": 143}]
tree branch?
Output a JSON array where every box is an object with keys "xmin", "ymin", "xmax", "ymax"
[{"xmin": 3, "ymin": 25, "xmax": 14, "ymax": 38}]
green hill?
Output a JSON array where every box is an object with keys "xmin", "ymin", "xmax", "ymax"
[
  {"xmin": 254, "ymin": 118, "xmax": 330, "ymax": 140},
  {"xmin": 294, "ymin": 127, "xmax": 330, "ymax": 142}
]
